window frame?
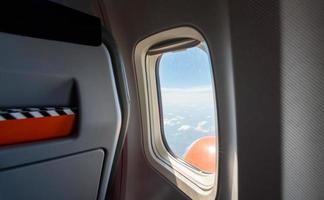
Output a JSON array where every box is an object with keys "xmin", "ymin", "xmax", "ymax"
[{"xmin": 134, "ymin": 27, "xmax": 218, "ymax": 200}]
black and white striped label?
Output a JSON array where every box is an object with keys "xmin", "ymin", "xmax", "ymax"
[{"xmin": 0, "ymin": 107, "xmax": 76, "ymax": 121}]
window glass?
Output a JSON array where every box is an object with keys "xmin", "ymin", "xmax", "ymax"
[{"xmin": 158, "ymin": 43, "xmax": 217, "ymax": 173}]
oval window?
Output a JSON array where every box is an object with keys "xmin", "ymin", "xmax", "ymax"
[{"xmin": 157, "ymin": 43, "xmax": 218, "ymax": 173}]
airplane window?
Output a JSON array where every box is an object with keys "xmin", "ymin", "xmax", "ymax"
[{"xmin": 157, "ymin": 43, "xmax": 217, "ymax": 173}]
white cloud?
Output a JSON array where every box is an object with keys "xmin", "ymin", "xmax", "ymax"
[
  {"xmin": 161, "ymin": 86, "xmax": 213, "ymax": 93},
  {"xmin": 198, "ymin": 121, "xmax": 208, "ymax": 126},
  {"xmin": 164, "ymin": 117, "xmax": 179, "ymax": 126},
  {"xmin": 160, "ymin": 86, "xmax": 215, "ymax": 108},
  {"xmin": 175, "ymin": 115, "xmax": 184, "ymax": 120},
  {"xmin": 177, "ymin": 125, "xmax": 191, "ymax": 131},
  {"xmin": 195, "ymin": 121, "xmax": 209, "ymax": 133},
  {"xmin": 164, "ymin": 115, "xmax": 185, "ymax": 127}
]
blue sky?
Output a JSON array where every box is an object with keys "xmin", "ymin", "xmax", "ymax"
[{"xmin": 159, "ymin": 47, "xmax": 213, "ymax": 89}]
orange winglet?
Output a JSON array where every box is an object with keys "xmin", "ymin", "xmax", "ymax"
[
  {"xmin": 0, "ymin": 115, "xmax": 75, "ymax": 146},
  {"xmin": 184, "ymin": 136, "xmax": 217, "ymax": 173}
]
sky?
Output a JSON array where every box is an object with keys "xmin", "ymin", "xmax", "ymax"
[
  {"xmin": 158, "ymin": 46, "xmax": 217, "ymax": 158},
  {"xmin": 159, "ymin": 47, "xmax": 213, "ymax": 88}
]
